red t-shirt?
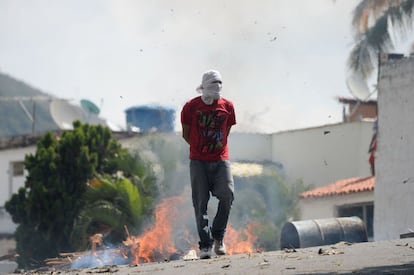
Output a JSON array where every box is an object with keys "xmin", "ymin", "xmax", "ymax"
[{"xmin": 181, "ymin": 96, "xmax": 236, "ymax": 161}]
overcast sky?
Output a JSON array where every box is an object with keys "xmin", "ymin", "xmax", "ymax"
[{"xmin": 0, "ymin": 0, "xmax": 363, "ymax": 133}]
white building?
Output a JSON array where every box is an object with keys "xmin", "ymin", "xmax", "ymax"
[
  {"xmin": 0, "ymin": 137, "xmax": 36, "ymax": 234},
  {"xmin": 299, "ymin": 176, "xmax": 374, "ymax": 240},
  {"xmin": 267, "ymin": 121, "xmax": 373, "ymax": 187}
]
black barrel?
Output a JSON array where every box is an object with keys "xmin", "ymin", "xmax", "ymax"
[{"xmin": 280, "ymin": 216, "xmax": 368, "ymax": 249}]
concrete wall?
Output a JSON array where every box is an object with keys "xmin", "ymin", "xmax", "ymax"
[
  {"xmin": 119, "ymin": 125, "xmax": 373, "ymax": 188},
  {"xmin": 375, "ymin": 56, "xmax": 414, "ymax": 240},
  {"xmin": 271, "ymin": 121, "xmax": 373, "ymax": 187},
  {"xmin": 229, "ymin": 132, "xmax": 272, "ymax": 162},
  {"xmin": 119, "ymin": 132, "xmax": 273, "ymax": 163}
]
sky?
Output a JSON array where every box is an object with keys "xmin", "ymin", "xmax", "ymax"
[{"xmin": 0, "ymin": 0, "xmax": 364, "ymax": 133}]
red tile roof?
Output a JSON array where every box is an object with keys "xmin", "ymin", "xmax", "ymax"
[{"xmin": 299, "ymin": 176, "xmax": 375, "ymax": 199}]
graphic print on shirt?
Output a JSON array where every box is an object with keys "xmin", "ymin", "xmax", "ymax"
[{"xmin": 196, "ymin": 109, "xmax": 226, "ymax": 153}]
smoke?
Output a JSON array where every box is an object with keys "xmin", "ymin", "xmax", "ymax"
[
  {"xmin": 0, "ymin": 0, "xmax": 358, "ymax": 133},
  {"xmin": 67, "ymin": 132, "xmax": 308, "ymax": 269},
  {"xmin": 104, "ymin": 0, "xmax": 354, "ymax": 133},
  {"xmin": 71, "ymin": 248, "xmax": 129, "ymax": 269},
  {"xmin": 122, "ymin": 133, "xmax": 199, "ymax": 246},
  {"xmin": 126, "ymin": 133, "xmax": 306, "ymax": 253}
]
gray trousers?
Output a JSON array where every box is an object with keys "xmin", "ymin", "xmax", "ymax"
[{"xmin": 190, "ymin": 159, "xmax": 234, "ymax": 249}]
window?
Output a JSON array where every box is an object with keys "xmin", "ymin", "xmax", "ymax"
[
  {"xmin": 337, "ymin": 202, "xmax": 374, "ymax": 240},
  {"xmin": 11, "ymin": 161, "xmax": 25, "ymax": 177}
]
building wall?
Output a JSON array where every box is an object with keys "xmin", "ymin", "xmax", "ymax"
[
  {"xmin": 271, "ymin": 121, "xmax": 373, "ymax": 187},
  {"xmin": 299, "ymin": 192, "xmax": 374, "ymax": 220},
  {"xmin": 229, "ymin": 132, "xmax": 272, "ymax": 162},
  {"xmin": 375, "ymin": 56, "xmax": 414, "ymax": 240},
  {"xmin": 120, "ymin": 124, "xmax": 373, "ymax": 188},
  {"xmin": 119, "ymin": 132, "xmax": 273, "ymax": 163},
  {"xmin": 347, "ymin": 103, "xmax": 377, "ymax": 122},
  {"xmin": 0, "ymin": 147, "xmax": 35, "ymax": 206},
  {"xmin": 0, "ymin": 146, "xmax": 35, "ymax": 234}
]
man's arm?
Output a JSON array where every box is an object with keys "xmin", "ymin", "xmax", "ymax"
[
  {"xmin": 182, "ymin": 124, "xmax": 190, "ymax": 145},
  {"xmin": 226, "ymin": 126, "xmax": 232, "ymax": 137}
]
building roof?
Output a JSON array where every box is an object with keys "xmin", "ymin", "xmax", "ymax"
[
  {"xmin": 299, "ymin": 176, "xmax": 375, "ymax": 199},
  {"xmin": 0, "ymin": 131, "xmax": 139, "ymax": 151},
  {"xmin": 0, "ymin": 73, "xmax": 62, "ymax": 137},
  {"xmin": 337, "ymin": 97, "xmax": 377, "ymax": 105}
]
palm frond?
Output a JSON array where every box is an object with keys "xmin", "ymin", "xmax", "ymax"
[
  {"xmin": 348, "ymin": 0, "xmax": 414, "ymax": 78},
  {"xmin": 70, "ymin": 200, "xmax": 126, "ymax": 249},
  {"xmin": 352, "ymin": 0, "xmax": 391, "ymax": 36},
  {"xmin": 71, "ymin": 176, "xmax": 144, "ymax": 250},
  {"xmin": 83, "ymin": 177, "xmax": 119, "ymax": 201},
  {"xmin": 389, "ymin": 0, "xmax": 414, "ymax": 39},
  {"xmin": 348, "ymin": 14, "xmax": 393, "ymax": 76},
  {"xmin": 115, "ymin": 178, "xmax": 143, "ymax": 221}
]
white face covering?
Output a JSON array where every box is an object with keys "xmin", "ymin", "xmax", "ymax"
[{"xmin": 196, "ymin": 70, "xmax": 222, "ymax": 105}]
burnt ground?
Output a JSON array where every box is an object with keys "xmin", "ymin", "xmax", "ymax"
[{"xmin": 3, "ymin": 237, "xmax": 414, "ymax": 274}]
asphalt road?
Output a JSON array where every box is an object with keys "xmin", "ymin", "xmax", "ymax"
[{"xmin": 3, "ymin": 238, "xmax": 414, "ymax": 274}]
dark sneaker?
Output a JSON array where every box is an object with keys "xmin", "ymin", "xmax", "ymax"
[
  {"xmin": 199, "ymin": 247, "xmax": 212, "ymax": 259},
  {"xmin": 214, "ymin": 239, "xmax": 226, "ymax": 255}
]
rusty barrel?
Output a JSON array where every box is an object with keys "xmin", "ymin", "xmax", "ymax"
[{"xmin": 280, "ymin": 216, "xmax": 368, "ymax": 249}]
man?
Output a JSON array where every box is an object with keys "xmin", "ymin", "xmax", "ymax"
[{"xmin": 181, "ymin": 70, "xmax": 236, "ymax": 259}]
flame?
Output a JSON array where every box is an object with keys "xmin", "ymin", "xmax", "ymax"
[
  {"xmin": 122, "ymin": 196, "xmax": 259, "ymax": 263},
  {"xmin": 225, "ymin": 223, "xmax": 259, "ymax": 255},
  {"xmin": 124, "ymin": 196, "xmax": 184, "ymax": 264},
  {"xmin": 90, "ymin": 233, "xmax": 103, "ymax": 256},
  {"xmin": 77, "ymin": 194, "xmax": 260, "ymax": 267}
]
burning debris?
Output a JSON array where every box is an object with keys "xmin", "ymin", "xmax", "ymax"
[
  {"xmin": 44, "ymin": 239, "xmax": 128, "ymax": 269},
  {"xmin": 44, "ymin": 194, "xmax": 259, "ymax": 270},
  {"xmin": 226, "ymin": 223, "xmax": 260, "ymax": 254},
  {"xmin": 90, "ymin": 233, "xmax": 103, "ymax": 255},
  {"xmin": 122, "ymin": 196, "xmax": 188, "ymax": 264},
  {"xmin": 122, "ymin": 226, "xmax": 140, "ymax": 264}
]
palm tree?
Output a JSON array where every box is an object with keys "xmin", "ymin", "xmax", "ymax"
[
  {"xmin": 70, "ymin": 175, "xmax": 144, "ymax": 250},
  {"xmin": 348, "ymin": 0, "xmax": 414, "ymax": 82}
]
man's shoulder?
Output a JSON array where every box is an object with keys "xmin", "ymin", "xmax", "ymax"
[
  {"xmin": 218, "ymin": 97, "xmax": 234, "ymax": 108},
  {"xmin": 185, "ymin": 96, "xmax": 202, "ymax": 106}
]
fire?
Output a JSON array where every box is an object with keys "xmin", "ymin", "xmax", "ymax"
[
  {"xmin": 90, "ymin": 233, "xmax": 103, "ymax": 256},
  {"xmin": 124, "ymin": 196, "xmax": 185, "ymax": 264},
  {"xmin": 225, "ymin": 223, "xmax": 259, "ymax": 255},
  {"xmin": 122, "ymin": 195, "xmax": 259, "ymax": 264},
  {"xmin": 79, "ymin": 194, "xmax": 260, "ymax": 267}
]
